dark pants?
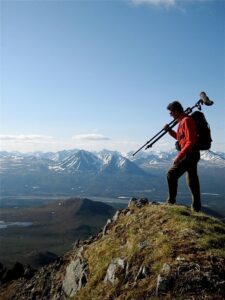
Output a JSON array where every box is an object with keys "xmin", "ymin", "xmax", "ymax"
[{"xmin": 167, "ymin": 151, "xmax": 201, "ymax": 211}]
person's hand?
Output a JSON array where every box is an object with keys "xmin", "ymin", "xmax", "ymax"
[{"xmin": 163, "ymin": 124, "xmax": 170, "ymax": 132}]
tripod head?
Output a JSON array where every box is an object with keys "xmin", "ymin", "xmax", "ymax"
[
  {"xmin": 187, "ymin": 92, "xmax": 214, "ymax": 113},
  {"xmin": 199, "ymin": 91, "xmax": 214, "ymax": 106}
]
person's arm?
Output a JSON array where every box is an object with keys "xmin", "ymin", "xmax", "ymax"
[
  {"xmin": 177, "ymin": 117, "xmax": 197, "ymax": 160},
  {"xmin": 164, "ymin": 125, "xmax": 177, "ymax": 139}
]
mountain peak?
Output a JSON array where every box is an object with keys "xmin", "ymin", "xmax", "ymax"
[
  {"xmin": 53, "ymin": 150, "xmax": 102, "ymax": 172},
  {"xmin": 2, "ymin": 202, "xmax": 225, "ymax": 299}
]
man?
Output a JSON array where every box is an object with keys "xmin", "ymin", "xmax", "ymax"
[{"xmin": 164, "ymin": 101, "xmax": 201, "ymax": 212}]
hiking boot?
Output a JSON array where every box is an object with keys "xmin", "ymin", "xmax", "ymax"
[
  {"xmin": 166, "ymin": 198, "xmax": 176, "ymax": 205},
  {"xmin": 191, "ymin": 203, "xmax": 201, "ymax": 212}
]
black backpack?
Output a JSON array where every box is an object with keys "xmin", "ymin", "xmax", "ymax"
[{"xmin": 191, "ymin": 111, "xmax": 212, "ymax": 150}]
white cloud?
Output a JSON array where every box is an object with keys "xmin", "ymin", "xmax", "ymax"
[
  {"xmin": 69, "ymin": 138, "xmax": 141, "ymax": 153},
  {"xmin": 72, "ymin": 133, "xmax": 110, "ymax": 141},
  {"xmin": 0, "ymin": 133, "xmax": 175, "ymax": 153},
  {"xmin": 132, "ymin": 0, "xmax": 176, "ymax": 6},
  {"xmin": 0, "ymin": 134, "xmax": 56, "ymax": 152},
  {"xmin": 0, "ymin": 134, "xmax": 54, "ymax": 141},
  {"xmin": 131, "ymin": 0, "xmax": 212, "ymax": 7}
]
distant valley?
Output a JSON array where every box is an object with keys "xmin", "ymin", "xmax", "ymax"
[{"xmin": 0, "ymin": 198, "xmax": 115, "ymax": 268}]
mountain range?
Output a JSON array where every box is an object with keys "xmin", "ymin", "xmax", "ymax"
[
  {"xmin": 1, "ymin": 149, "xmax": 225, "ymax": 172},
  {"xmin": 0, "ymin": 150, "xmax": 152, "ymax": 200},
  {"xmin": 127, "ymin": 149, "xmax": 225, "ymax": 169},
  {"xmin": 0, "ymin": 149, "xmax": 225, "ymax": 214},
  {"xmin": 0, "ymin": 149, "xmax": 147, "ymax": 175}
]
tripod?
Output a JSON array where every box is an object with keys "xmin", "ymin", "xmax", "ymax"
[{"xmin": 132, "ymin": 94, "xmax": 213, "ymax": 157}]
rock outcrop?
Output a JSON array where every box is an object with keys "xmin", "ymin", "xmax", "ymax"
[
  {"xmin": 62, "ymin": 256, "xmax": 88, "ymax": 297},
  {"xmin": 1, "ymin": 200, "xmax": 225, "ymax": 299}
]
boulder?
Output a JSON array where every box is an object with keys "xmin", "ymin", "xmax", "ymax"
[
  {"xmin": 156, "ymin": 263, "xmax": 174, "ymax": 296},
  {"xmin": 62, "ymin": 258, "xmax": 88, "ymax": 297},
  {"xmin": 128, "ymin": 197, "xmax": 149, "ymax": 209},
  {"xmin": 104, "ymin": 258, "xmax": 126, "ymax": 285}
]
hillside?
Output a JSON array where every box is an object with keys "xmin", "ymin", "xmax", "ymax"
[{"xmin": 1, "ymin": 200, "xmax": 225, "ymax": 299}]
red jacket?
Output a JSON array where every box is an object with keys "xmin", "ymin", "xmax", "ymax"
[{"xmin": 169, "ymin": 113, "xmax": 198, "ymax": 160}]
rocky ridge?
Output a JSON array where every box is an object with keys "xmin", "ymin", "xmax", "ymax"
[{"xmin": 0, "ymin": 200, "xmax": 225, "ymax": 299}]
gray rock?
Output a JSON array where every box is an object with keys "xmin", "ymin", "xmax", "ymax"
[
  {"xmin": 176, "ymin": 256, "xmax": 186, "ymax": 262},
  {"xmin": 104, "ymin": 258, "xmax": 126, "ymax": 285},
  {"xmin": 103, "ymin": 219, "xmax": 112, "ymax": 236},
  {"xmin": 135, "ymin": 264, "xmax": 151, "ymax": 281},
  {"xmin": 112, "ymin": 210, "xmax": 121, "ymax": 222},
  {"xmin": 128, "ymin": 197, "xmax": 138, "ymax": 208},
  {"xmin": 136, "ymin": 198, "xmax": 149, "ymax": 208},
  {"xmin": 128, "ymin": 197, "xmax": 149, "ymax": 209},
  {"xmin": 162, "ymin": 263, "xmax": 171, "ymax": 275},
  {"xmin": 149, "ymin": 201, "xmax": 159, "ymax": 205},
  {"xmin": 156, "ymin": 274, "xmax": 171, "ymax": 296},
  {"xmin": 177, "ymin": 262, "xmax": 200, "ymax": 276},
  {"xmin": 73, "ymin": 239, "xmax": 80, "ymax": 250},
  {"xmin": 62, "ymin": 258, "xmax": 88, "ymax": 297},
  {"xmin": 77, "ymin": 246, "xmax": 84, "ymax": 259},
  {"xmin": 125, "ymin": 261, "xmax": 130, "ymax": 280},
  {"xmin": 125, "ymin": 210, "xmax": 131, "ymax": 216},
  {"xmin": 142, "ymin": 266, "xmax": 151, "ymax": 277},
  {"xmin": 122, "ymin": 208, "xmax": 130, "ymax": 215}
]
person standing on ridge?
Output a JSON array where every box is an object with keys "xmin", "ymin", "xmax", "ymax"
[{"xmin": 164, "ymin": 101, "xmax": 201, "ymax": 212}]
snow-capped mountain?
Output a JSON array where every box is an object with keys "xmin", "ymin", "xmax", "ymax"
[
  {"xmin": 215, "ymin": 151, "xmax": 225, "ymax": 160},
  {"xmin": 0, "ymin": 149, "xmax": 225, "ymax": 200},
  {"xmin": 24, "ymin": 150, "xmax": 78, "ymax": 162},
  {"xmin": 126, "ymin": 150, "xmax": 176, "ymax": 168},
  {"xmin": 50, "ymin": 150, "xmax": 102, "ymax": 172},
  {"xmin": 0, "ymin": 153, "xmax": 52, "ymax": 174},
  {"xmin": 1, "ymin": 149, "xmax": 225, "ymax": 174},
  {"xmin": 0, "ymin": 149, "xmax": 152, "ymax": 198},
  {"xmin": 95, "ymin": 149, "xmax": 121, "ymax": 160},
  {"xmin": 49, "ymin": 150, "xmax": 146, "ymax": 175},
  {"xmin": 127, "ymin": 149, "xmax": 225, "ymax": 168},
  {"xmin": 99, "ymin": 153, "xmax": 146, "ymax": 175},
  {"xmin": 200, "ymin": 151, "xmax": 225, "ymax": 167}
]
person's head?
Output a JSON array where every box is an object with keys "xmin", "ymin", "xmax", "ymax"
[{"xmin": 167, "ymin": 101, "xmax": 184, "ymax": 119}]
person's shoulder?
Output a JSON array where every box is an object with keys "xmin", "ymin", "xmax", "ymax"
[
  {"xmin": 182, "ymin": 115, "xmax": 197, "ymax": 132},
  {"xmin": 181, "ymin": 115, "xmax": 195, "ymax": 127},
  {"xmin": 183, "ymin": 115, "xmax": 194, "ymax": 123}
]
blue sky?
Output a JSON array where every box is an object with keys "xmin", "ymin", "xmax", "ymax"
[{"xmin": 1, "ymin": 0, "xmax": 224, "ymax": 153}]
